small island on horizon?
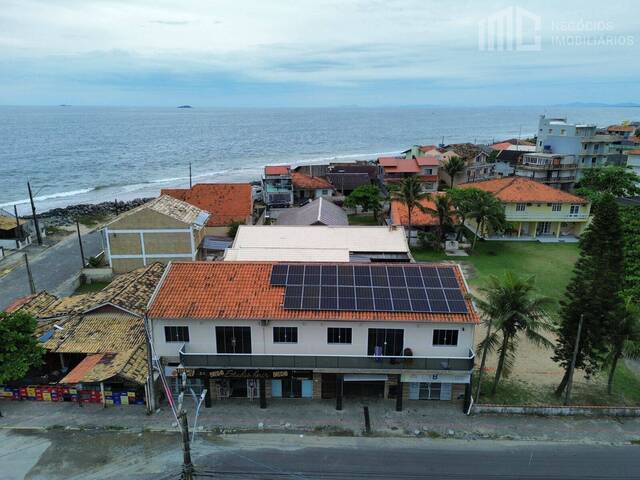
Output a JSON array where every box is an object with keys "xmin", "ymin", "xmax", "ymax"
[{"xmin": 177, "ymin": 105, "xmax": 193, "ymax": 109}]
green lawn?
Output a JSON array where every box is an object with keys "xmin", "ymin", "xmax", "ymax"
[
  {"xmin": 347, "ymin": 214, "xmax": 380, "ymax": 226},
  {"xmin": 412, "ymin": 241, "xmax": 580, "ymax": 315}
]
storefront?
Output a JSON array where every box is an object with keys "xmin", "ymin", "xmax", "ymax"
[{"xmin": 401, "ymin": 373, "xmax": 471, "ymax": 402}]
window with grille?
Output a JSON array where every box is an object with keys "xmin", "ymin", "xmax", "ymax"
[
  {"xmin": 432, "ymin": 329, "xmax": 459, "ymax": 346},
  {"xmin": 551, "ymin": 203, "xmax": 562, "ymax": 212},
  {"xmin": 273, "ymin": 327, "xmax": 298, "ymax": 343},
  {"xmin": 327, "ymin": 327, "xmax": 352, "ymax": 344},
  {"xmin": 515, "ymin": 203, "xmax": 526, "ymax": 212},
  {"xmin": 164, "ymin": 326, "xmax": 190, "ymax": 343}
]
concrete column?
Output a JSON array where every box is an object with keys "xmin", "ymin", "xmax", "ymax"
[
  {"xmin": 259, "ymin": 379, "xmax": 267, "ymax": 409},
  {"xmin": 463, "ymin": 375, "xmax": 472, "ymax": 413},
  {"xmin": 556, "ymin": 222, "xmax": 561, "ymax": 238},
  {"xmin": 336, "ymin": 375, "xmax": 344, "ymax": 411},
  {"xmin": 201, "ymin": 373, "xmax": 211, "ymax": 408},
  {"xmin": 395, "ymin": 378, "xmax": 403, "ymax": 412},
  {"xmin": 532, "ymin": 222, "xmax": 538, "ymax": 238},
  {"xmin": 517, "ymin": 222, "xmax": 522, "ymax": 238}
]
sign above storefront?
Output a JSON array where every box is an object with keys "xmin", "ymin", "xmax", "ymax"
[
  {"xmin": 401, "ymin": 373, "xmax": 471, "ymax": 384},
  {"xmin": 174, "ymin": 368, "xmax": 311, "ymax": 379}
]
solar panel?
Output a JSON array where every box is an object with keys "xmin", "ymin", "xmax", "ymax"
[{"xmin": 273, "ymin": 264, "xmax": 469, "ymax": 315}]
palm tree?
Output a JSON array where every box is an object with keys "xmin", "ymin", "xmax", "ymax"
[
  {"xmin": 605, "ymin": 299, "xmax": 640, "ymax": 394},
  {"xmin": 391, "ymin": 175, "xmax": 429, "ymax": 244},
  {"xmin": 475, "ymin": 273, "xmax": 554, "ymax": 396},
  {"xmin": 467, "ymin": 191, "xmax": 506, "ymax": 250},
  {"xmin": 442, "ymin": 156, "xmax": 466, "ymax": 189},
  {"xmin": 422, "ymin": 193, "xmax": 454, "ymax": 242}
]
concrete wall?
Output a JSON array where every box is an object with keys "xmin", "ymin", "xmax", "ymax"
[
  {"xmin": 474, "ymin": 404, "xmax": 640, "ymax": 417},
  {"xmin": 151, "ymin": 317, "xmax": 476, "ymax": 361}
]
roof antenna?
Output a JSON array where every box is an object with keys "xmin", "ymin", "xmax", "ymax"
[{"xmin": 189, "ymin": 162, "xmax": 192, "ymax": 189}]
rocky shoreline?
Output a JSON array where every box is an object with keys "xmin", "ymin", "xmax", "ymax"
[{"xmin": 37, "ymin": 198, "xmax": 151, "ymax": 227}]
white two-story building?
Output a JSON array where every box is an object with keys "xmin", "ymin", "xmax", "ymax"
[{"xmin": 147, "ymin": 261, "xmax": 478, "ymax": 411}]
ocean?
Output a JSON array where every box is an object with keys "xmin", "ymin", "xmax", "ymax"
[{"xmin": 2, "ymin": 105, "xmax": 639, "ymax": 215}]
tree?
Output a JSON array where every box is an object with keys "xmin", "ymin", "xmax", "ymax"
[
  {"xmin": 467, "ymin": 190, "xmax": 506, "ymax": 250},
  {"xmin": 448, "ymin": 188, "xmax": 482, "ymax": 241},
  {"xmin": 475, "ymin": 273, "xmax": 553, "ymax": 395},
  {"xmin": 227, "ymin": 221, "xmax": 242, "ymax": 238},
  {"xmin": 422, "ymin": 193, "xmax": 454, "ymax": 242},
  {"xmin": 0, "ymin": 311, "xmax": 44, "ymax": 384},
  {"xmin": 344, "ymin": 184, "xmax": 382, "ymax": 221},
  {"xmin": 604, "ymin": 299, "xmax": 640, "ymax": 394},
  {"xmin": 442, "ymin": 156, "xmax": 466, "ymax": 189},
  {"xmin": 552, "ymin": 194, "xmax": 626, "ymax": 397},
  {"xmin": 620, "ymin": 205, "xmax": 640, "ymax": 303},
  {"xmin": 391, "ymin": 176, "xmax": 430, "ymax": 243},
  {"xmin": 575, "ymin": 166, "xmax": 640, "ymax": 202}
]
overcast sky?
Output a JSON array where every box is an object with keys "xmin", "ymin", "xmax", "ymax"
[{"xmin": 0, "ymin": 0, "xmax": 638, "ymax": 107}]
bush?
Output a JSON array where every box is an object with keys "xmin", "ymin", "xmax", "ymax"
[
  {"xmin": 417, "ymin": 231, "xmax": 441, "ymax": 251},
  {"xmin": 227, "ymin": 221, "xmax": 242, "ymax": 238}
]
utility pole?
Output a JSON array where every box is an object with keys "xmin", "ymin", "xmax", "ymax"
[
  {"xmin": 75, "ymin": 220, "xmax": 85, "ymax": 267},
  {"xmin": 24, "ymin": 253, "xmax": 36, "ymax": 294},
  {"xmin": 13, "ymin": 205, "xmax": 21, "ymax": 250},
  {"xmin": 27, "ymin": 181, "xmax": 42, "ymax": 245},
  {"xmin": 179, "ymin": 410, "xmax": 194, "ymax": 479},
  {"xmin": 143, "ymin": 313, "xmax": 156, "ymax": 414},
  {"xmin": 564, "ymin": 314, "xmax": 584, "ymax": 406},
  {"xmin": 114, "ymin": 198, "xmax": 119, "ymax": 216},
  {"xmin": 189, "ymin": 162, "xmax": 192, "ymax": 189}
]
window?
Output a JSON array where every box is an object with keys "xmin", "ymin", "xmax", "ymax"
[
  {"xmin": 515, "ymin": 203, "xmax": 526, "ymax": 212},
  {"xmin": 433, "ymin": 329, "xmax": 459, "ymax": 346},
  {"xmin": 273, "ymin": 326, "xmax": 298, "ymax": 343},
  {"xmin": 551, "ymin": 203, "xmax": 562, "ymax": 212},
  {"xmin": 560, "ymin": 129, "xmax": 566, "ymax": 135},
  {"xmin": 215, "ymin": 326, "xmax": 252, "ymax": 353},
  {"xmin": 570, "ymin": 204, "xmax": 580, "ymax": 216},
  {"xmin": 419, "ymin": 382, "xmax": 442, "ymax": 400},
  {"xmin": 321, "ymin": 189, "xmax": 329, "ymax": 195},
  {"xmin": 367, "ymin": 328, "xmax": 404, "ymax": 356},
  {"xmin": 328, "ymin": 327, "xmax": 352, "ymax": 344},
  {"xmin": 164, "ymin": 326, "xmax": 189, "ymax": 343}
]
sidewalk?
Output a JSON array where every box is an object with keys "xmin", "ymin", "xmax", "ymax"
[{"xmin": 2, "ymin": 398, "xmax": 639, "ymax": 445}]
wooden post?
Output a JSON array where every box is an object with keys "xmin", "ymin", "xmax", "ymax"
[
  {"xmin": 259, "ymin": 378, "xmax": 267, "ymax": 409},
  {"xmin": 100, "ymin": 382, "xmax": 106, "ymax": 408},
  {"xmin": 143, "ymin": 314, "xmax": 156, "ymax": 414},
  {"xmin": 179, "ymin": 410, "xmax": 194, "ymax": 480},
  {"xmin": 76, "ymin": 220, "xmax": 85, "ymax": 267},
  {"xmin": 564, "ymin": 314, "xmax": 584, "ymax": 406}
]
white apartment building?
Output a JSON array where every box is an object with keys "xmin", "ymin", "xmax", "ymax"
[{"xmin": 147, "ymin": 261, "xmax": 478, "ymax": 411}]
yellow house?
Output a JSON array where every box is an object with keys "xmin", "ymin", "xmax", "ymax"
[
  {"xmin": 459, "ymin": 177, "xmax": 591, "ymax": 242},
  {"xmin": 103, "ymin": 195, "xmax": 210, "ymax": 273}
]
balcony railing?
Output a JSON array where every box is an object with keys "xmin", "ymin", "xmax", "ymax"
[
  {"xmin": 178, "ymin": 345, "xmax": 475, "ymax": 372},
  {"xmin": 507, "ymin": 212, "xmax": 589, "ymax": 221},
  {"xmin": 518, "ymin": 163, "xmax": 578, "ymax": 171}
]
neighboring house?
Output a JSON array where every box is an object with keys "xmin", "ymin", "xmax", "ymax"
[
  {"xmin": 161, "ymin": 183, "xmax": 254, "ymax": 236},
  {"xmin": 291, "ymin": 172, "xmax": 335, "ymax": 203},
  {"xmin": 277, "ymin": 197, "xmax": 348, "ymax": 226},
  {"xmin": 389, "ymin": 193, "xmax": 455, "ymax": 244},
  {"xmin": 325, "ymin": 163, "xmax": 382, "ymax": 196},
  {"xmin": 0, "ymin": 209, "xmax": 46, "ymax": 251},
  {"xmin": 459, "ymin": 177, "xmax": 591, "ymax": 241},
  {"xmin": 102, "ymin": 195, "xmax": 210, "ymax": 273},
  {"xmin": 607, "ymin": 124, "xmax": 636, "ymax": 139},
  {"xmin": 441, "ymin": 143, "xmax": 496, "ymax": 186},
  {"xmin": 263, "ymin": 165, "xmax": 294, "ymax": 207},
  {"xmin": 223, "ymin": 225, "xmax": 411, "ymax": 262},
  {"xmin": 4, "ymin": 263, "xmax": 165, "ymax": 407},
  {"xmin": 627, "ymin": 149, "xmax": 640, "ymax": 183},
  {"xmin": 147, "ymin": 261, "xmax": 478, "ymax": 410},
  {"xmin": 378, "ymin": 156, "xmax": 439, "ymax": 192}
]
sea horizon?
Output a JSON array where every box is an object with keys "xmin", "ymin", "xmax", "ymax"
[{"xmin": 2, "ymin": 104, "xmax": 639, "ymax": 215}]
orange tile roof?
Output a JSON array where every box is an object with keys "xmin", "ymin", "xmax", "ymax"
[
  {"xmin": 60, "ymin": 354, "xmax": 104, "ymax": 384},
  {"xmin": 418, "ymin": 145, "xmax": 438, "ymax": 152},
  {"xmin": 628, "ymin": 149, "xmax": 640, "ymax": 155},
  {"xmin": 390, "ymin": 193, "xmax": 454, "ymax": 227},
  {"xmin": 161, "ymin": 183, "xmax": 253, "ymax": 227},
  {"xmin": 415, "ymin": 156, "xmax": 440, "ymax": 167},
  {"xmin": 459, "ymin": 177, "xmax": 588, "ymax": 204},
  {"xmin": 148, "ymin": 262, "xmax": 478, "ymax": 324},
  {"xmin": 291, "ymin": 172, "xmax": 334, "ymax": 190},
  {"xmin": 491, "ymin": 142, "xmax": 513, "ymax": 151},
  {"xmin": 608, "ymin": 125, "xmax": 635, "ymax": 132},
  {"xmin": 265, "ymin": 165, "xmax": 291, "ymax": 175}
]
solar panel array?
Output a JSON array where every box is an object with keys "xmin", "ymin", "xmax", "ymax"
[{"xmin": 270, "ymin": 264, "xmax": 468, "ymax": 314}]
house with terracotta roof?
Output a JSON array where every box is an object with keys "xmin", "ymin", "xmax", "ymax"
[
  {"xmin": 459, "ymin": 177, "xmax": 591, "ymax": 241},
  {"xmin": 263, "ymin": 165, "xmax": 294, "ymax": 207},
  {"xmin": 626, "ymin": 149, "xmax": 640, "ymax": 182},
  {"xmin": 389, "ymin": 193, "xmax": 456, "ymax": 243},
  {"xmin": 102, "ymin": 195, "xmax": 210, "ymax": 273},
  {"xmin": 291, "ymin": 172, "xmax": 335, "ymax": 203},
  {"xmin": 378, "ymin": 156, "xmax": 439, "ymax": 192},
  {"xmin": 147, "ymin": 261, "xmax": 477, "ymax": 410},
  {"xmin": 161, "ymin": 183, "xmax": 253, "ymax": 235}
]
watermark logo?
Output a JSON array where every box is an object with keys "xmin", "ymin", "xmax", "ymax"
[{"xmin": 478, "ymin": 6, "xmax": 541, "ymax": 51}]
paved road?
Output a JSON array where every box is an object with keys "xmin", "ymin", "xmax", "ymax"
[
  {"xmin": 1, "ymin": 431, "xmax": 639, "ymax": 480},
  {"xmin": 0, "ymin": 231, "xmax": 102, "ymax": 310}
]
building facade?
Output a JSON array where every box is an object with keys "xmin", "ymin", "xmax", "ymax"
[
  {"xmin": 103, "ymin": 195, "xmax": 209, "ymax": 273},
  {"xmin": 263, "ymin": 165, "xmax": 294, "ymax": 207},
  {"xmin": 148, "ymin": 261, "xmax": 478, "ymax": 410},
  {"xmin": 378, "ymin": 156, "xmax": 439, "ymax": 192}
]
